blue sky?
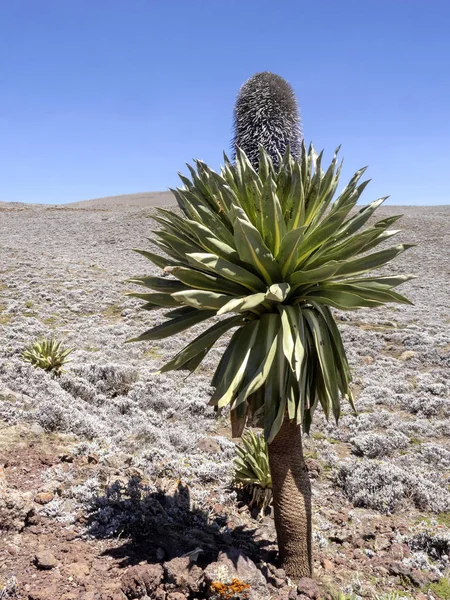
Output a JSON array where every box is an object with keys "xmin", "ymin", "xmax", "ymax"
[{"xmin": 1, "ymin": 0, "xmax": 449, "ymax": 205}]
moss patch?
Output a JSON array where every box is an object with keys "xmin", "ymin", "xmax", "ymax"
[
  {"xmin": 426, "ymin": 578, "xmax": 450, "ymax": 599},
  {"xmin": 0, "ymin": 303, "xmax": 12, "ymax": 324},
  {"xmin": 102, "ymin": 304, "xmax": 123, "ymax": 320},
  {"xmin": 437, "ymin": 513, "xmax": 450, "ymax": 528},
  {"xmin": 143, "ymin": 347, "xmax": 163, "ymax": 359}
]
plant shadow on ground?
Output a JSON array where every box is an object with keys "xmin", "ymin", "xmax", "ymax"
[{"xmin": 86, "ymin": 476, "xmax": 273, "ymax": 570}]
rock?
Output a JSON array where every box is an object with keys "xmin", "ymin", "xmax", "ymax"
[
  {"xmin": 386, "ymin": 562, "xmax": 436, "ymax": 586},
  {"xmin": 273, "ymin": 577, "xmax": 285, "ymax": 589},
  {"xmin": 374, "ymin": 534, "xmax": 391, "ymax": 551},
  {"xmin": 288, "ymin": 589, "xmax": 298, "ymax": 600},
  {"xmin": 66, "ymin": 562, "xmax": 90, "ymax": 579},
  {"xmin": 305, "ymin": 459, "xmax": 321, "ymax": 478},
  {"xmin": 164, "ymin": 556, "xmax": 203, "ymax": 593},
  {"xmin": 59, "ymin": 453, "xmax": 74, "ymax": 462},
  {"xmin": 297, "ymin": 578, "xmax": 321, "ymax": 599},
  {"xmin": 360, "ymin": 529, "xmax": 376, "ymax": 541},
  {"xmin": 328, "ymin": 530, "xmax": 353, "ymax": 545},
  {"xmin": 30, "ymin": 422, "xmax": 45, "ymax": 436},
  {"xmin": 263, "ymin": 564, "xmax": 286, "ymax": 589},
  {"xmin": 154, "ymin": 589, "xmax": 167, "ymax": 600},
  {"xmin": 400, "ymin": 350, "xmax": 418, "ymax": 361},
  {"xmin": 388, "ymin": 561, "xmax": 411, "ymax": 578},
  {"xmin": 98, "ymin": 591, "xmax": 127, "ymax": 600},
  {"xmin": 166, "ymin": 594, "xmax": 187, "ymax": 600},
  {"xmin": 34, "ymin": 491, "xmax": 54, "ymax": 505},
  {"xmin": 196, "ymin": 437, "xmax": 220, "ymax": 453},
  {"xmin": 34, "ymin": 550, "xmax": 58, "ymax": 570},
  {"xmin": 409, "ymin": 569, "xmax": 439, "ymax": 587},
  {"xmin": 204, "ymin": 550, "xmax": 268, "ymax": 599},
  {"xmin": 0, "ymin": 488, "xmax": 35, "ymax": 531},
  {"xmin": 390, "ymin": 542, "xmax": 410, "ymax": 560},
  {"xmin": 321, "ymin": 558, "xmax": 334, "ymax": 571},
  {"xmin": 121, "ymin": 564, "xmax": 164, "ymax": 599},
  {"xmin": 124, "ymin": 466, "xmax": 145, "ymax": 479}
]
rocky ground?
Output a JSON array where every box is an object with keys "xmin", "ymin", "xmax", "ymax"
[{"xmin": 0, "ymin": 198, "xmax": 449, "ymax": 600}]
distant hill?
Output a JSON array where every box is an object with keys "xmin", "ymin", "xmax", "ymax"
[
  {"xmin": 63, "ymin": 191, "xmax": 175, "ymax": 210},
  {"xmin": 0, "ymin": 191, "xmax": 176, "ymax": 211}
]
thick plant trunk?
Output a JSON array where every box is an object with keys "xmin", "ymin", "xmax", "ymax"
[{"xmin": 267, "ymin": 418, "xmax": 312, "ymax": 578}]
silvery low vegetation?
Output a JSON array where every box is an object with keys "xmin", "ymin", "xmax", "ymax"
[{"xmin": 0, "ymin": 197, "xmax": 449, "ymax": 596}]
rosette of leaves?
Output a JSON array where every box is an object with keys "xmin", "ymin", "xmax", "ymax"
[
  {"xmin": 22, "ymin": 337, "xmax": 73, "ymax": 376},
  {"xmin": 129, "ymin": 144, "xmax": 414, "ymax": 441},
  {"xmin": 128, "ymin": 144, "xmax": 415, "ymax": 577},
  {"xmin": 234, "ymin": 429, "xmax": 272, "ymax": 515}
]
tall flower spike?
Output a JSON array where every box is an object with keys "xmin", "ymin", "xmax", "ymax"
[{"xmin": 232, "ymin": 72, "xmax": 303, "ymax": 169}]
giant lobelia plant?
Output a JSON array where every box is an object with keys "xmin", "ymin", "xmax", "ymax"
[{"xmin": 127, "ymin": 143, "xmax": 415, "ymax": 577}]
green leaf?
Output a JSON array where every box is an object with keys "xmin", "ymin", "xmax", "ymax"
[
  {"xmin": 171, "ymin": 289, "xmax": 234, "ymax": 311},
  {"xmin": 303, "ymin": 309, "xmax": 340, "ymax": 422},
  {"xmin": 336, "ymin": 196, "xmax": 387, "ymax": 239},
  {"xmin": 158, "ymin": 230, "xmax": 203, "ymax": 257},
  {"xmin": 285, "ymin": 162, "xmax": 305, "ymax": 230},
  {"xmin": 329, "ymin": 283, "xmax": 413, "ymax": 305},
  {"xmin": 127, "ymin": 292, "xmax": 180, "ymax": 307},
  {"xmin": 164, "ymin": 306, "xmax": 197, "ymax": 319},
  {"xmin": 184, "ymin": 220, "xmax": 239, "ymax": 261},
  {"xmin": 152, "ymin": 239, "xmax": 189, "ymax": 264},
  {"xmin": 328, "ymin": 167, "xmax": 369, "ymax": 217},
  {"xmin": 127, "ymin": 309, "xmax": 215, "ymax": 342},
  {"xmin": 127, "ymin": 276, "xmax": 187, "ymax": 293},
  {"xmin": 303, "ymin": 288, "xmax": 384, "ymax": 310},
  {"xmin": 211, "ymin": 320, "xmax": 260, "ymax": 408},
  {"xmin": 307, "ymin": 219, "xmax": 401, "ymax": 267},
  {"xmin": 216, "ymin": 293, "xmax": 266, "ymax": 316},
  {"xmin": 260, "ymin": 176, "xmax": 286, "ymax": 255},
  {"xmin": 186, "ymin": 253, "xmax": 266, "ymax": 293},
  {"xmin": 211, "ymin": 328, "xmax": 242, "ymax": 388},
  {"xmin": 295, "ymin": 201, "xmax": 360, "ymax": 269},
  {"xmin": 279, "ymin": 306, "xmax": 305, "ymax": 380},
  {"xmin": 233, "ymin": 214, "xmax": 282, "ymax": 285},
  {"xmin": 158, "ymin": 315, "xmax": 242, "ymax": 373},
  {"xmin": 276, "ymin": 227, "xmax": 307, "ymax": 278},
  {"xmin": 333, "ymin": 244, "xmax": 415, "ymax": 279},
  {"xmin": 307, "ymin": 150, "xmax": 342, "ymax": 228},
  {"xmin": 265, "ymin": 283, "xmax": 290, "ymax": 302},
  {"xmin": 133, "ymin": 249, "xmax": 179, "ymax": 269},
  {"xmin": 258, "ymin": 144, "xmax": 275, "ymax": 182},
  {"xmin": 265, "ymin": 335, "xmax": 287, "ymax": 443},
  {"xmin": 231, "ymin": 314, "xmax": 280, "ymax": 409},
  {"xmin": 234, "ymin": 147, "xmax": 263, "ymax": 225},
  {"xmin": 345, "ymin": 274, "xmax": 417, "ymax": 289},
  {"xmin": 309, "ymin": 302, "xmax": 354, "ymax": 410},
  {"xmin": 289, "ymin": 261, "xmax": 341, "ymax": 290},
  {"xmin": 168, "ymin": 266, "xmax": 249, "ymax": 296},
  {"xmin": 171, "ymin": 185, "xmax": 235, "ymax": 246}
]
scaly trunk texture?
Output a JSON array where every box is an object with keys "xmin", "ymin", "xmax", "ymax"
[{"xmin": 268, "ymin": 418, "xmax": 312, "ymax": 578}]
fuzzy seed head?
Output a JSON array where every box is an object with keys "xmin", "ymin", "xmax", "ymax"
[{"xmin": 232, "ymin": 71, "xmax": 302, "ymax": 169}]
